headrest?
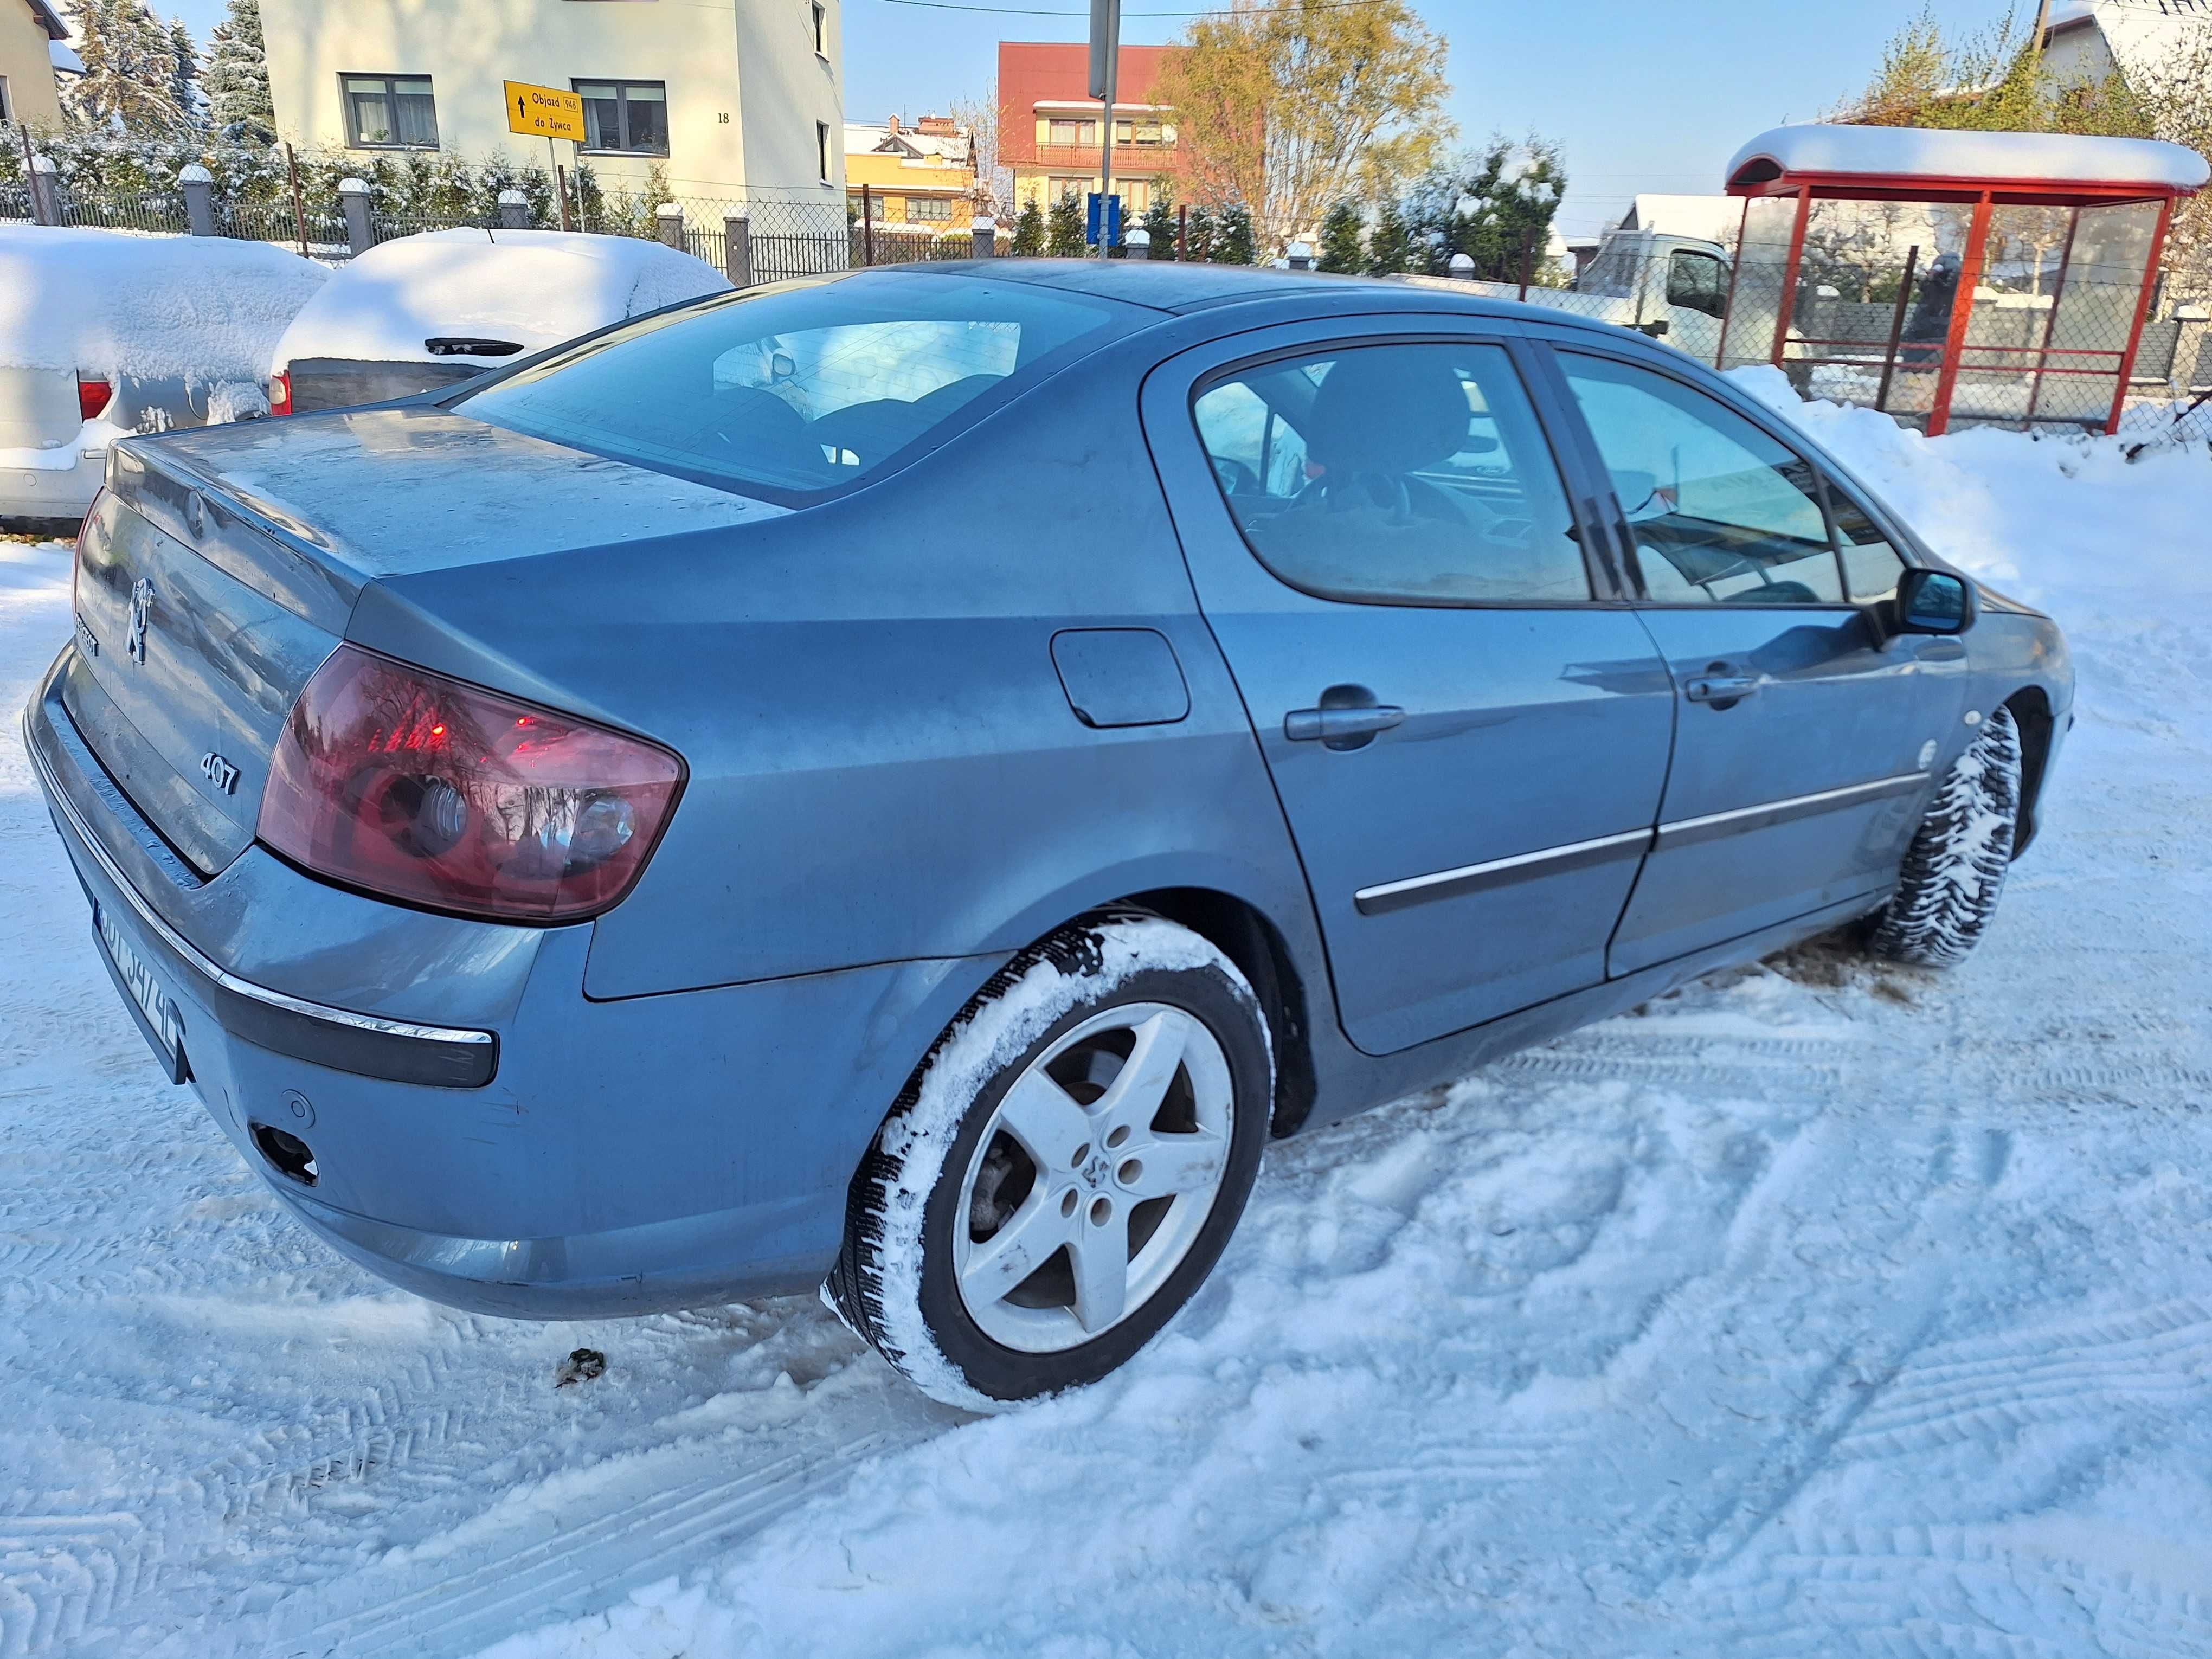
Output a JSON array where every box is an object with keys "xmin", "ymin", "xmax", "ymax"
[{"xmin": 1306, "ymin": 351, "xmax": 1471, "ymax": 478}]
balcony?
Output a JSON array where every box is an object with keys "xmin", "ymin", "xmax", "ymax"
[{"xmin": 1027, "ymin": 142, "xmax": 1175, "ymax": 170}]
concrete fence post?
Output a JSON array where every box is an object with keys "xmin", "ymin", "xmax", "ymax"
[
  {"xmin": 497, "ymin": 188, "xmax": 530, "ymax": 230},
  {"xmin": 724, "ymin": 211, "xmax": 754, "ymax": 287},
  {"xmin": 28, "ymin": 155, "xmax": 60, "ymax": 226},
  {"xmin": 655, "ymin": 201, "xmax": 685, "ymax": 252},
  {"xmin": 1285, "ymin": 239, "xmax": 1314, "ymax": 272},
  {"xmin": 338, "ymin": 177, "xmax": 373, "ymax": 256},
  {"xmin": 1125, "ymin": 226, "xmax": 1151, "ymax": 261},
  {"xmin": 970, "ymin": 214, "xmax": 995, "ymax": 260},
  {"xmin": 178, "ymin": 163, "xmax": 215, "ymax": 236},
  {"xmin": 1448, "ymin": 251, "xmax": 1475, "ymax": 281}
]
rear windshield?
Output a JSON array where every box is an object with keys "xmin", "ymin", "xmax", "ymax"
[{"xmin": 458, "ymin": 271, "xmax": 1129, "ymax": 503}]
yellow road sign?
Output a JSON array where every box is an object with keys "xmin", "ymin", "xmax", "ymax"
[{"xmin": 504, "ymin": 81, "xmax": 586, "ymax": 144}]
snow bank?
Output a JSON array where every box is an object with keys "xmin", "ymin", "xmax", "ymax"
[
  {"xmin": 1727, "ymin": 123, "xmax": 2211, "ymax": 192},
  {"xmin": 270, "ymin": 229, "xmax": 732, "ymax": 372},
  {"xmin": 0, "ymin": 224, "xmax": 326, "ymax": 382}
]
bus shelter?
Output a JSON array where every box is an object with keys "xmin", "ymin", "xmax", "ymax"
[{"xmin": 1716, "ymin": 125, "xmax": 2208, "ymax": 435}]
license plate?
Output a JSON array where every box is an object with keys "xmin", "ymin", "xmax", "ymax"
[{"xmin": 93, "ymin": 899, "xmax": 189, "ymax": 1084}]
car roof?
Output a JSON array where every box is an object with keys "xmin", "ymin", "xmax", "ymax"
[{"xmin": 878, "ymin": 258, "xmax": 1626, "ymax": 336}]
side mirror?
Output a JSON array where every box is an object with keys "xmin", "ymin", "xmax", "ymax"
[{"xmin": 1895, "ymin": 568, "xmax": 1973, "ymax": 635}]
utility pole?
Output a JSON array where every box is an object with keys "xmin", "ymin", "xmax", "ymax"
[
  {"xmin": 2030, "ymin": 0, "xmax": 2054, "ymax": 62},
  {"xmin": 1090, "ymin": 0, "xmax": 1120, "ymax": 257}
]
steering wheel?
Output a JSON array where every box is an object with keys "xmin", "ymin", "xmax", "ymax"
[{"xmin": 1211, "ymin": 455, "xmax": 1260, "ymax": 497}]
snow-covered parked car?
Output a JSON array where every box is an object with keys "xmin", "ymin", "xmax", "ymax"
[
  {"xmin": 268, "ymin": 229, "xmax": 731, "ymax": 416},
  {"xmin": 0, "ymin": 225, "xmax": 325, "ymax": 526}
]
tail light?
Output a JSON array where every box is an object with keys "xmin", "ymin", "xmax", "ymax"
[
  {"xmin": 259, "ymin": 645, "xmax": 685, "ymax": 923},
  {"xmin": 269, "ymin": 370, "xmax": 292, "ymax": 416},
  {"xmin": 77, "ymin": 375, "xmax": 113, "ymax": 422}
]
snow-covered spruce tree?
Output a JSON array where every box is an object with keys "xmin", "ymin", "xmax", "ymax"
[
  {"xmin": 1140, "ymin": 191, "xmax": 1176, "ymax": 259},
  {"xmin": 1317, "ymin": 202, "xmax": 1364, "ymax": 272},
  {"xmin": 168, "ymin": 17, "xmax": 204, "ymax": 131},
  {"xmin": 62, "ymin": 0, "xmax": 188, "ymax": 135},
  {"xmin": 1046, "ymin": 190, "xmax": 1084, "ymax": 256},
  {"xmin": 203, "ymin": 0, "xmax": 274, "ymax": 146},
  {"xmin": 1010, "ymin": 197, "xmax": 1045, "ymax": 256},
  {"xmin": 1364, "ymin": 197, "xmax": 1413, "ymax": 275},
  {"xmin": 1212, "ymin": 202, "xmax": 1256, "ymax": 264},
  {"xmin": 1405, "ymin": 135, "xmax": 1567, "ymax": 281},
  {"xmin": 1184, "ymin": 203, "xmax": 1217, "ymax": 262}
]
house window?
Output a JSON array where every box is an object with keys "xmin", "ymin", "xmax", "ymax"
[
  {"xmin": 575, "ymin": 80, "xmax": 668, "ymax": 155},
  {"xmin": 0, "ymin": 76, "xmax": 11, "ymax": 125},
  {"xmin": 1048, "ymin": 119, "xmax": 1096, "ymax": 146},
  {"xmin": 1129, "ymin": 120, "xmax": 1165, "ymax": 146},
  {"xmin": 818, "ymin": 121, "xmax": 831, "ymax": 184},
  {"xmin": 342, "ymin": 75, "xmax": 438, "ymax": 148},
  {"xmin": 906, "ymin": 195, "xmax": 952, "ymax": 223},
  {"xmin": 812, "ymin": 2, "xmax": 827, "ymax": 56}
]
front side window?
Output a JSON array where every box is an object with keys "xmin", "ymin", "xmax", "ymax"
[
  {"xmin": 1560, "ymin": 352, "xmax": 1846, "ymax": 606},
  {"xmin": 343, "ymin": 75, "xmax": 438, "ymax": 148},
  {"xmin": 1193, "ymin": 343, "xmax": 1589, "ymax": 607},
  {"xmin": 576, "ymin": 80, "xmax": 668, "ymax": 154},
  {"xmin": 1667, "ymin": 250, "xmax": 1727, "ymax": 319},
  {"xmin": 461, "ymin": 272, "xmax": 1131, "ymax": 502}
]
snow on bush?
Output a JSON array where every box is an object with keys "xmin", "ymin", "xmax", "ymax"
[
  {"xmin": 0, "ymin": 223, "xmax": 325, "ymax": 384},
  {"xmin": 269, "ymin": 229, "xmax": 731, "ymax": 371}
]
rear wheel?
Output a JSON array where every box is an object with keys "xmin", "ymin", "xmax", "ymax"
[
  {"xmin": 1866, "ymin": 704, "xmax": 2024, "ymax": 967},
  {"xmin": 824, "ymin": 914, "xmax": 1272, "ymax": 1410}
]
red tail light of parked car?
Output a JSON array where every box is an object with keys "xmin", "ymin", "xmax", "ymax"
[
  {"xmin": 268, "ymin": 371, "xmax": 292, "ymax": 416},
  {"xmin": 77, "ymin": 375, "xmax": 113, "ymax": 422},
  {"xmin": 259, "ymin": 645, "xmax": 685, "ymax": 923}
]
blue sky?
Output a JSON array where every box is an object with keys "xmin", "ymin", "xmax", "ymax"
[{"xmin": 160, "ymin": 0, "xmax": 2024, "ymax": 236}]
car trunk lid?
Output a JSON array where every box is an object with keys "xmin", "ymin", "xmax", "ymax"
[{"xmin": 63, "ymin": 409, "xmax": 786, "ymax": 877}]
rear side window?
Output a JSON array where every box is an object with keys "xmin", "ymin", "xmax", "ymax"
[
  {"xmin": 1192, "ymin": 343, "xmax": 1589, "ymax": 606},
  {"xmin": 1560, "ymin": 352, "xmax": 1846, "ymax": 606},
  {"xmin": 460, "ymin": 272, "xmax": 1128, "ymax": 502}
]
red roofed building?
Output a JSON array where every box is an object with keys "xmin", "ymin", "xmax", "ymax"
[{"xmin": 999, "ymin": 41, "xmax": 1181, "ymax": 217}]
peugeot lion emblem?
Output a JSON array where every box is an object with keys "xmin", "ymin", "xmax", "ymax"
[{"xmin": 125, "ymin": 577, "xmax": 155, "ymax": 665}]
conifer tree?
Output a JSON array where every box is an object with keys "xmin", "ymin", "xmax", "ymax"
[
  {"xmin": 168, "ymin": 17, "xmax": 203, "ymax": 131},
  {"xmin": 1364, "ymin": 197, "xmax": 1412, "ymax": 275},
  {"xmin": 1141, "ymin": 192, "xmax": 1176, "ymax": 259},
  {"xmin": 1316, "ymin": 202, "xmax": 1364, "ymax": 273},
  {"xmin": 62, "ymin": 0, "xmax": 187, "ymax": 134},
  {"xmin": 1046, "ymin": 189, "xmax": 1085, "ymax": 256},
  {"xmin": 203, "ymin": 0, "xmax": 274, "ymax": 145},
  {"xmin": 1011, "ymin": 197, "xmax": 1045, "ymax": 256},
  {"xmin": 1213, "ymin": 202, "xmax": 1257, "ymax": 265}
]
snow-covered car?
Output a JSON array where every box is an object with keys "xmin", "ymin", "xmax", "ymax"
[
  {"xmin": 0, "ymin": 225, "xmax": 324, "ymax": 527},
  {"xmin": 268, "ymin": 228, "xmax": 731, "ymax": 416},
  {"xmin": 27, "ymin": 263, "xmax": 2072, "ymax": 1411}
]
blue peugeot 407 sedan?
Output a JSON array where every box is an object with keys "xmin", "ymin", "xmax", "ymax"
[{"xmin": 27, "ymin": 263, "xmax": 2070, "ymax": 1409}]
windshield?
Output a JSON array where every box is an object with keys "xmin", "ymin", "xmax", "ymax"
[{"xmin": 459, "ymin": 271, "xmax": 1131, "ymax": 502}]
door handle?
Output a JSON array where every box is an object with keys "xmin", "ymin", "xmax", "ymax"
[
  {"xmin": 1284, "ymin": 704, "xmax": 1406, "ymax": 748},
  {"xmin": 1683, "ymin": 673, "xmax": 1761, "ymax": 705}
]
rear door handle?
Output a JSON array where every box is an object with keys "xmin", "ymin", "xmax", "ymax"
[
  {"xmin": 1284, "ymin": 704, "xmax": 1406, "ymax": 747},
  {"xmin": 1683, "ymin": 674, "xmax": 1761, "ymax": 705}
]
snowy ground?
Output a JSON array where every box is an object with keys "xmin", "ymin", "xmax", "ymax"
[{"xmin": 2, "ymin": 393, "xmax": 2209, "ymax": 1659}]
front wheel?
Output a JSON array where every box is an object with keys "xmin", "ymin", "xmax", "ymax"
[
  {"xmin": 824, "ymin": 914, "xmax": 1273, "ymax": 1410},
  {"xmin": 1866, "ymin": 704, "xmax": 2024, "ymax": 967}
]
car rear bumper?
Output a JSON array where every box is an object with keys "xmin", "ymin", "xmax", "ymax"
[
  {"xmin": 0, "ymin": 445, "xmax": 102, "ymax": 522},
  {"xmin": 24, "ymin": 651, "xmax": 998, "ymax": 1316}
]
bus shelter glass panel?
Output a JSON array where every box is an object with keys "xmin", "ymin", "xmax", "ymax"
[{"xmin": 1718, "ymin": 196, "xmax": 1799, "ymax": 371}]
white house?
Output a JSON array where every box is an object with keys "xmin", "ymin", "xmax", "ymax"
[
  {"xmin": 2043, "ymin": 0, "xmax": 2210, "ymax": 89},
  {"xmin": 256, "ymin": 0, "xmax": 845, "ymax": 199}
]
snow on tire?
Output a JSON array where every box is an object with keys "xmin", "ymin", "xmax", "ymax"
[
  {"xmin": 824, "ymin": 913, "xmax": 1273, "ymax": 1410},
  {"xmin": 1867, "ymin": 704, "xmax": 2024, "ymax": 968}
]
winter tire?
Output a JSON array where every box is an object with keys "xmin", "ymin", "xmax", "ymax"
[
  {"xmin": 825, "ymin": 913, "xmax": 1273, "ymax": 1410},
  {"xmin": 1866, "ymin": 704, "xmax": 2024, "ymax": 967}
]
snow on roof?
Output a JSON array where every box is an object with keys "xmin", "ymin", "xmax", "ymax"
[
  {"xmin": 272, "ymin": 229, "xmax": 731, "ymax": 372},
  {"xmin": 27, "ymin": 0, "xmax": 68, "ymax": 41},
  {"xmin": 0, "ymin": 224, "xmax": 327, "ymax": 381},
  {"xmin": 49, "ymin": 37, "xmax": 83, "ymax": 74},
  {"xmin": 1727, "ymin": 125, "xmax": 2210, "ymax": 194}
]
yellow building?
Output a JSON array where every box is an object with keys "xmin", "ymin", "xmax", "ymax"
[
  {"xmin": 844, "ymin": 114, "xmax": 974, "ymax": 232},
  {"xmin": 1, "ymin": 0, "xmax": 68, "ymax": 130}
]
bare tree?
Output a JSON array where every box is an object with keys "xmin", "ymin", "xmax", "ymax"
[{"xmin": 951, "ymin": 81, "xmax": 1013, "ymax": 224}]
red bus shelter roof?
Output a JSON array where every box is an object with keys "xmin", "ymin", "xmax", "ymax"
[{"xmin": 1727, "ymin": 125, "xmax": 2208, "ymax": 204}]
